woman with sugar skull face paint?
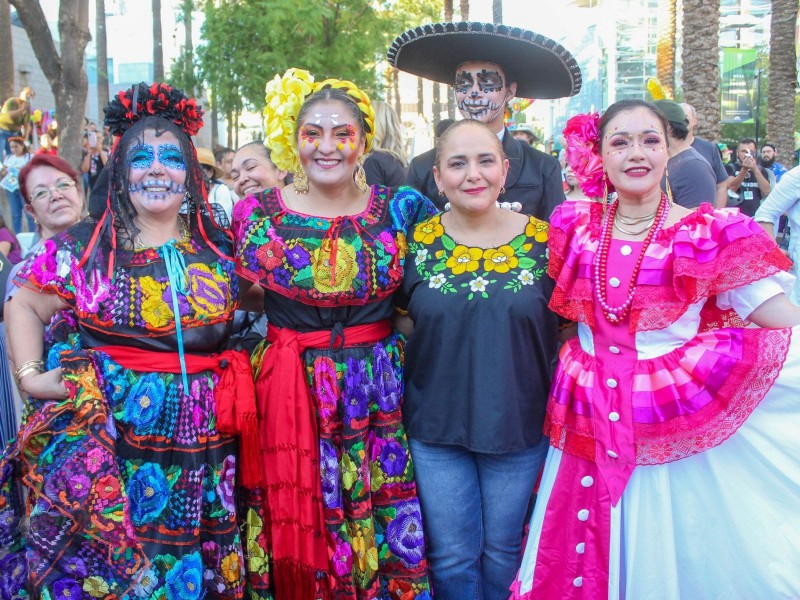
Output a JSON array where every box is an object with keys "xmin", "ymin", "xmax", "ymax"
[{"xmin": 0, "ymin": 83, "xmax": 272, "ymax": 598}]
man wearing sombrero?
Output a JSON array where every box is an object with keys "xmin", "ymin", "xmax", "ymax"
[{"xmin": 388, "ymin": 22, "xmax": 581, "ymax": 219}]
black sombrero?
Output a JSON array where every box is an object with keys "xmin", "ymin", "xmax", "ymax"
[{"xmin": 387, "ymin": 22, "xmax": 582, "ymax": 100}]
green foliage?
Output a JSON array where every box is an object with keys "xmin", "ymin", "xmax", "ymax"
[{"xmin": 191, "ymin": 0, "xmax": 440, "ymax": 116}]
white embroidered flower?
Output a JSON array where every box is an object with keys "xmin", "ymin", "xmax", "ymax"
[
  {"xmin": 469, "ymin": 276, "xmax": 489, "ymax": 293},
  {"xmin": 56, "ymin": 249, "xmax": 73, "ymax": 279},
  {"xmin": 415, "ymin": 249, "xmax": 429, "ymax": 266},
  {"xmin": 429, "ymin": 273, "xmax": 446, "ymax": 289},
  {"xmin": 518, "ymin": 269, "xmax": 535, "ymax": 285}
]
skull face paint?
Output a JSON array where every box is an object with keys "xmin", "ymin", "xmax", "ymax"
[
  {"xmin": 127, "ymin": 129, "xmax": 187, "ymax": 216},
  {"xmin": 454, "ymin": 61, "xmax": 515, "ymax": 129}
]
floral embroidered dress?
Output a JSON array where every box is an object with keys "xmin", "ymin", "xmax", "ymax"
[
  {"xmin": 401, "ymin": 214, "xmax": 558, "ymax": 452},
  {"xmin": 0, "ymin": 223, "xmax": 272, "ymax": 599},
  {"xmin": 233, "ymin": 185, "xmax": 435, "ymax": 600},
  {"xmin": 511, "ymin": 201, "xmax": 800, "ymax": 599}
]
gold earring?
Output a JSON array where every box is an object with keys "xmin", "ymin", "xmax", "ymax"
[
  {"xmin": 438, "ymin": 190, "xmax": 445, "ymax": 197},
  {"xmin": 294, "ymin": 167, "xmax": 309, "ymax": 194},
  {"xmin": 500, "ymin": 186, "xmax": 506, "ymax": 195},
  {"xmin": 664, "ymin": 168, "xmax": 674, "ymax": 205},
  {"xmin": 354, "ymin": 158, "xmax": 368, "ymax": 193},
  {"xmin": 602, "ymin": 172, "xmax": 609, "ymax": 211}
]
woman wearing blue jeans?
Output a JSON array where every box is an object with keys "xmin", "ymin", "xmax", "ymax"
[
  {"xmin": 1, "ymin": 136, "xmax": 34, "ymax": 232},
  {"xmin": 397, "ymin": 118, "xmax": 560, "ymax": 599}
]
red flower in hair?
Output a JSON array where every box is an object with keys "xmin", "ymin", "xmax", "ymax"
[
  {"xmin": 103, "ymin": 82, "xmax": 204, "ymax": 138},
  {"xmin": 563, "ymin": 112, "xmax": 609, "ymax": 198}
]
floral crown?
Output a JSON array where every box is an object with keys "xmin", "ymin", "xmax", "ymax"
[
  {"xmin": 263, "ymin": 68, "xmax": 375, "ymax": 175},
  {"xmin": 562, "ymin": 112, "xmax": 611, "ymax": 198},
  {"xmin": 104, "ymin": 82, "xmax": 204, "ymax": 138}
]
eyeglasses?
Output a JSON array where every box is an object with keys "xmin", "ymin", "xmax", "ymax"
[{"xmin": 29, "ymin": 180, "xmax": 77, "ymax": 203}]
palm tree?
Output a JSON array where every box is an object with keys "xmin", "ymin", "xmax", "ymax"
[
  {"xmin": 656, "ymin": 0, "xmax": 676, "ymax": 99},
  {"xmin": 153, "ymin": 0, "xmax": 164, "ymax": 81},
  {"xmin": 444, "ymin": 0, "xmax": 455, "ymax": 119},
  {"xmin": 767, "ymin": 0, "xmax": 797, "ymax": 164},
  {"xmin": 492, "ymin": 0, "xmax": 502, "ymax": 24},
  {"xmin": 0, "ymin": 2, "xmax": 14, "ymax": 100},
  {"xmin": 96, "ymin": 0, "xmax": 109, "ymax": 117},
  {"xmin": 681, "ymin": 0, "xmax": 720, "ymax": 140}
]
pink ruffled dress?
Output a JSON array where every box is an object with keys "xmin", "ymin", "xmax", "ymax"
[{"xmin": 511, "ymin": 200, "xmax": 800, "ymax": 599}]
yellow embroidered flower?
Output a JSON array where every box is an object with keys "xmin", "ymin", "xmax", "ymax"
[
  {"xmin": 221, "ymin": 551, "xmax": 243, "ymax": 584},
  {"xmin": 446, "ymin": 245, "xmax": 483, "ymax": 275},
  {"xmin": 140, "ymin": 276, "xmax": 172, "ymax": 329},
  {"xmin": 525, "ymin": 218, "xmax": 549, "ymax": 242},
  {"xmin": 395, "ymin": 232, "xmax": 408, "ymax": 260},
  {"xmin": 483, "ymin": 245, "xmax": 519, "ymax": 273},
  {"xmin": 247, "ymin": 539, "xmax": 270, "ymax": 576},
  {"xmin": 312, "ymin": 239, "xmax": 360, "ymax": 293},
  {"xmin": 82, "ymin": 577, "xmax": 110, "ymax": 598},
  {"xmin": 186, "ymin": 262, "xmax": 229, "ymax": 317},
  {"xmin": 264, "ymin": 68, "xmax": 316, "ymax": 174},
  {"xmin": 342, "ymin": 454, "xmax": 358, "ymax": 490},
  {"xmin": 413, "ymin": 217, "xmax": 444, "ymax": 244},
  {"xmin": 351, "ymin": 526, "xmax": 379, "ymax": 575}
]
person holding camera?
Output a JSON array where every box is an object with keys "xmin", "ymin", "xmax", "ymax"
[
  {"xmin": 80, "ymin": 125, "xmax": 108, "ymax": 194},
  {"xmin": 727, "ymin": 138, "xmax": 771, "ymax": 216}
]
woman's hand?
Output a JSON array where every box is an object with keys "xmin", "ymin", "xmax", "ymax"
[{"xmin": 19, "ymin": 367, "xmax": 68, "ymax": 399}]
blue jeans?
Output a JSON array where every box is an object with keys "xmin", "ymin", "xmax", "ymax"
[
  {"xmin": 6, "ymin": 189, "xmax": 33, "ymax": 233},
  {"xmin": 0, "ymin": 129, "xmax": 15, "ymax": 160},
  {"xmin": 409, "ymin": 438, "xmax": 549, "ymax": 600}
]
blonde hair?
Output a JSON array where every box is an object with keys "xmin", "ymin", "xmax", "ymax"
[{"xmin": 371, "ymin": 100, "xmax": 407, "ymax": 166}]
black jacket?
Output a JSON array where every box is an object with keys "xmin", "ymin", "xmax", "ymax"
[{"xmin": 406, "ymin": 128, "xmax": 566, "ymax": 220}]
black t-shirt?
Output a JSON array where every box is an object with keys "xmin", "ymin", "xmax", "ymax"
[
  {"xmin": 400, "ymin": 214, "xmax": 559, "ymax": 452},
  {"xmin": 726, "ymin": 162, "xmax": 770, "ymax": 216}
]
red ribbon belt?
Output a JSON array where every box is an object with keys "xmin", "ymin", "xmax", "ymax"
[{"xmin": 92, "ymin": 345, "xmax": 263, "ymax": 489}]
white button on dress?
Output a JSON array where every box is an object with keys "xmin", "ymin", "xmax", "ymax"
[
  {"xmin": 607, "ymin": 450, "xmax": 618, "ymax": 458},
  {"xmin": 609, "ymin": 277, "xmax": 620, "ymax": 288},
  {"xmin": 580, "ymin": 476, "xmax": 594, "ymax": 487},
  {"xmin": 573, "ymin": 577, "xmax": 583, "ymax": 587},
  {"xmin": 577, "ymin": 509, "xmax": 590, "ymax": 521},
  {"xmin": 609, "ymin": 345, "xmax": 620, "ymax": 354},
  {"xmin": 607, "ymin": 378, "xmax": 618, "ymax": 388},
  {"xmin": 620, "ymin": 244, "xmax": 632, "ymax": 256},
  {"xmin": 576, "ymin": 542, "xmax": 586, "ymax": 554},
  {"xmin": 609, "ymin": 412, "xmax": 620, "ymax": 422}
]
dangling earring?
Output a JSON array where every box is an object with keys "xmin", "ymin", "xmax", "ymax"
[
  {"xmin": 438, "ymin": 190, "xmax": 446, "ymax": 197},
  {"xmin": 602, "ymin": 172, "xmax": 609, "ymax": 211},
  {"xmin": 499, "ymin": 186, "xmax": 506, "ymax": 195},
  {"xmin": 664, "ymin": 168, "xmax": 674, "ymax": 205},
  {"xmin": 294, "ymin": 167, "xmax": 309, "ymax": 194},
  {"xmin": 354, "ymin": 158, "xmax": 368, "ymax": 193}
]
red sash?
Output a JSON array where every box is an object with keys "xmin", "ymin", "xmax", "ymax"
[
  {"xmin": 93, "ymin": 345, "xmax": 263, "ymax": 489},
  {"xmin": 258, "ymin": 320, "xmax": 392, "ymax": 599}
]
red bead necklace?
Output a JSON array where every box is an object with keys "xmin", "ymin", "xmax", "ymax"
[{"xmin": 594, "ymin": 194, "xmax": 670, "ymax": 323}]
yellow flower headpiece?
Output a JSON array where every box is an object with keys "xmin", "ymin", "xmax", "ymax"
[{"xmin": 263, "ymin": 68, "xmax": 375, "ymax": 176}]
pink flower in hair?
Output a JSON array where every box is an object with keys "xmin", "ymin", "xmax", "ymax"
[{"xmin": 563, "ymin": 112, "xmax": 609, "ymax": 199}]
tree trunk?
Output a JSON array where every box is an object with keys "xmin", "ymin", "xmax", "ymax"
[
  {"xmin": 96, "ymin": 0, "xmax": 109, "ymax": 118},
  {"xmin": 153, "ymin": 0, "xmax": 164, "ymax": 81},
  {"xmin": 767, "ymin": 0, "xmax": 797, "ymax": 164},
  {"xmin": 393, "ymin": 68, "xmax": 401, "ymax": 119},
  {"xmin": 417, "ymin": 77, "xmax": 424, "ymax": 118},
  {"xmin": 492, "ymin": 0, "xmax": 502, "ymax": 24},
  {"xmin": 444, "ymin": 0, "xmax": 453, "ymax": 21},
  {"xmin": 459, "ymin": 0, "xmax": 469, "ymax": 21},
  {"xmin": 10, "ymin": 0, "xmax": 91, "ymax": 168},
  {"xmin": 0, "ymin": 1, "xmax": 14, "ymax": 100},
  {"xmin": 182, "ymin": 0, "xmax": 194, "ymax": 97},
  {"xmin": 432, "ymin": 83, "xmax": 440, "ymax": 127},
  {"xmin": 656, "ymin": 0, "xmax": 676, "ymax": 99},
  {"xmin": 681, "ymin": 0, "xmax": 720, "ymax": 140}
]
